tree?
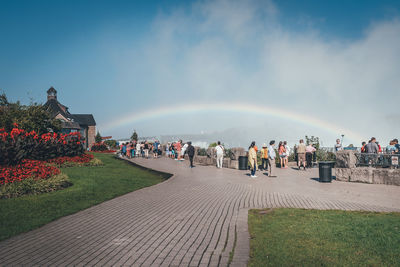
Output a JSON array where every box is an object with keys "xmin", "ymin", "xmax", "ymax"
[
  {"xmin": 95, "ymin": 131, "xmax": 102, "ymax": 143},
  {"xmin": 305, "ymin": 135, "xmax": 320, "ymax": 149},
  {"xmin": 131, "ymin": 130, "xmax": 138, "ymax": 141},
  {"xmin": 104, "ymin": 139, "xmax": 117, "ymax": 148},
  {"xmin": 0, "ymin": 93, "xmax": 61, "ymax": 134}
]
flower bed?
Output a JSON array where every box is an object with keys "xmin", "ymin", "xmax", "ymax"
[
  {"xmin": 0, "ymin": 124, "xmax": 84, "ymax": 166},
  {"xmin": 47, "ymin": 154, "xmax": 102, "ymax": 167},
  {"xmin": 0, "ymin": 154, "xmax": 101, "ymax": 186},
  {"xmin": 0, "ymin": 160, "xmax": 60, "ymax": 185},
  {"xmin": 47, "ymin": 154, "xmax": 94, "ymax": 165}
]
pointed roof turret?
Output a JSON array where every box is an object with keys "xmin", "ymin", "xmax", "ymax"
[{"xmin": 47, "ymin": 86, "xmax": 57, "ymax": 100}]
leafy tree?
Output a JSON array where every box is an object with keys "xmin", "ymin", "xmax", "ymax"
[
  {"xmin": 95, "ymin": 131, "xmax": 102, "ymax": 143},
  {"xmin": 208, "ymin": 142, "xmax": 218, "ymax": 148},
  {"xmin": 104, "ymin": 139, "xmax": 117, "ymax": 148},
  {"xmin": 305, "ymin": 135, "xmax": 320, "ymax": 149},
  {"xmin": 0, "ymin": 93, "xmax": 61, "ymax": 134},
  {"xmin": 131, "ymin": 130, "xmax": 138, "ymax": 141}
]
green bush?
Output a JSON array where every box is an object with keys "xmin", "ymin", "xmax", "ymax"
[
  {"xmin": 104, "ymin": 140, "xmax": 117, "ymax": 148},
  {"xmin": 197, "ymin": 148, "xmax": 207, "ymax": 156},
  {"xmin": 0, "ymin": 173, "xmax": 72, "ymax": 199},
  {"xmin": 208, "ymin": 142, "xmax": 217, "ymax": 148},
  {"xmin": 91, "ymin": 143, "xmax": 108, "ymax": 151}
]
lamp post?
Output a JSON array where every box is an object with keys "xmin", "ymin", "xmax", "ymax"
[{"xmin": 341, "ymin": 134, "xmax": 344, "ymax": 148}]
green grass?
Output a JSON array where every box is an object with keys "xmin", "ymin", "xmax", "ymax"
[
  {"xmin": 0, "ymin": 153, "xmax": 170, "ymax": 241},
  {"xmin": 248, "ymin": 208, "xmax": 400, "ymax": 266}
]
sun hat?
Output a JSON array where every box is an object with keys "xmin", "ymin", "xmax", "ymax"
[{"xmin": 262, "ymin": 143, "xmax": 267, "ymax": 148}]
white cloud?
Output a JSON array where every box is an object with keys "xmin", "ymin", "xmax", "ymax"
[{"xmin": 110, "ymin": 0, "xmax": 400, "ymax": 144}]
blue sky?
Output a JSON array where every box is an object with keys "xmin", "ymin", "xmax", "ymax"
[{"xmin": 1, "ymin": 0, "xmax": 400, "ymax": 146}]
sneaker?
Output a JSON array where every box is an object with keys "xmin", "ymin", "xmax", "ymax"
[{"xmin": 251, "ymin": 175, "xmax": 257, "ymax": 178}]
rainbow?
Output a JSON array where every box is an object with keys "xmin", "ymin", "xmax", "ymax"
[{"xmin": 101, "ymin": 102, "xmax": 365, "ymax": 143}]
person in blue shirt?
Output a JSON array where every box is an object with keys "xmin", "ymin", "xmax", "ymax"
[
  {"xmin": 121, "ymin": 143, "xmax": 127, "ymax": 157},
  {"xmin": 394, "ymin": 139, "xmax": 400, "ymax": 154},
  {"xmin": 153, "ymin": 140, "xmax": 160, "ymax": 158}
]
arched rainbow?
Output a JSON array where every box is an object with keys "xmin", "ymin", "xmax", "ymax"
[{"xmin": 101, "ymin": 103, "xmax": 365, "ymax": 143}]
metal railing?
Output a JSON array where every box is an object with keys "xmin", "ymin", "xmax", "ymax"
[{"xmin": 355, "ymin": 153, "xmax": 399, "ymax": 168}]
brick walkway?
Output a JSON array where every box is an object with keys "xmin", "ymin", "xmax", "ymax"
[{"xmin": 1, "ymin": 157, "xmax": 399, "ymax": 267}]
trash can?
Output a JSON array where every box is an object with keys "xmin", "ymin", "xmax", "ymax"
[
  {"xmin": 319, "ymin": 161, "xmax": 333, "ymax": 182},
  {"xmin": 238, "ymin": 156, "xmax": 248, "ymax": 170}
]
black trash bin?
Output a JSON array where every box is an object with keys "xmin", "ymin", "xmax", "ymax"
[
  {"xmin": 238, "ymin": 156, "xmax": 248, "ymax": 170},
  {"xmin": 319, "ymin": 161, "xmax": 334, "ymax": 182}
]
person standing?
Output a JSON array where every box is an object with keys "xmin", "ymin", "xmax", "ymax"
[
  {"xmin": 122, "ymin": 143, "xmax": 127, "ymax": 157},
  {"xmin": 365, "ymin": 137, "xmax": 379, "ymax": 165},
  {"xmin": 393, "ymin": 139, "xmax": 400, "ymax": 154},
  {"xmin": 278, "ymin": 141, "xmax": 287, "ymax": 168},
  {"xmin": 248, "ymin": 141, "xmax": 258, "ymax": 178},
  {"xmin": 136, "ymin": 142, "xmax": 141, "ymax": 157},
  {"xmin": 153, "ymin": 140, "xmax": 160, "ymax": 158},
  {"xmin": 284, "ymin": 141, "xmax": 290, "ymax": 169},
  {"xmin": 386, "ymin": 140, "xmax": 396, "ymax": 154},
  {"xmin": 126, "ymin": 142, "xmax": 131, "ymax": 159},
  {"xmin": 187, "ymin": 142, "xmax": 195, "ymax": 168},
  {"xmin": 361, "ymin": 142, "xmax": 367, "ymax": 153},
  {"xmin": 181, "ymin": 142, "xmax": 188, "ymax": 161},
  {"xmin": 365, "ymin": 137, "xmax": 379, "ymax": 154},
  {"xmin": 175, "ymin": 140, "xmax": 182, "ymax": 160},
  {"xmin": 268, "ymin": 140, "xmax": 276, "ymax": 177},
  {"xmin": 260, "ymin": 143, "xmax": 269, "ymax": 171},
  {"xmin": 335, "ymin": 139, "xmax": 343, "ymax": 152},
  {"xmin": 305, "ymin": 143, "xmax": 316, "ymax": 168},
  {"xmin": 297, "ymin": 139, "xmax": 306, "ymax": 170},
  {"xmin": 215, "ymin": 141, "xmax": 224, "ymax": 168},
  {"xmin": 144, "ymin": 141, "xmax": 149, "ymax": 159}
]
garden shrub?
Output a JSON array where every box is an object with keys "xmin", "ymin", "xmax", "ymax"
[
  {"xmin": 0, "ymin": 125, "xmax": 84, "ymax": 165},
  {"xmin": 90, "ymin": 143, "xmax": 108, "ymax": 152},
  {"xmin": 197, "ymin": 148, "xmax": 207, "ymax": 156},
  {"xmin": 0, "ymin": 173, "xmax": 71, "ymax": 199}
]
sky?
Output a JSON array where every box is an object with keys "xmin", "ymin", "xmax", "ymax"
[{"xmin": 1, "ymin": 0, "xmax": 400, "ymax": 147}]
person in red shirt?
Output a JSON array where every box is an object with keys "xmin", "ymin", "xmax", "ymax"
[
  {"xmin": 361, "ymin": 142, "xmax": 367, "ymax": 153},
  {"xmin": 175, "ymin": 140, "xmax": 182, "ymax": 160}
]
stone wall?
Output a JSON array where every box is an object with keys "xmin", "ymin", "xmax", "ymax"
[
  {"xmin": 181, "ymin": 147, "xmax": 246, "ymax": 169},
  {"xmin": 336, "ymin": 150, "xmax": 400, "ymax": 186}
]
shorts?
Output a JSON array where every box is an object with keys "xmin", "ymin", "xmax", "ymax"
[
  {"xmin": 298, "ymin": 153, "xmax": 306, "ymax": 162},
  {"xmin": 280, "ymin": 154, "xmax": 286, "ymax": 158}
]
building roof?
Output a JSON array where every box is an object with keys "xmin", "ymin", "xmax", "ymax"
[
  {"xmin": 44, "ymin": 99, "xmax": 70, "ymax": 118},
  {"xmin": 44, "ymin": 91, "xmax": 96, "ymax": 128},
  {"xmin": 72, "ymin": 114, "xmax": 96, "ymax": 126},
  {"xmin": 47, "ymin": 86, "xmax": 57, "ymax": 95}
]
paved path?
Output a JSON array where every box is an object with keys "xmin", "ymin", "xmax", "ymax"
[{"xmin": 1, "ymin": 157, "xmax": 400, "ymax": 267}]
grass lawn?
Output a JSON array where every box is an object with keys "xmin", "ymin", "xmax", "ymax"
[
  {"xmin": 0, "ymin": 153, "xmax": 170, "ymax": 241},
  {"xmin": 248, "ymin": 208, "xmax": 400, "ymax": 266}
]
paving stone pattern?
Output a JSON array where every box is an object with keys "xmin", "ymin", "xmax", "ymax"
[{"xmin": 1, "ymin": 157, "xmax": 399, "ymax": 266}]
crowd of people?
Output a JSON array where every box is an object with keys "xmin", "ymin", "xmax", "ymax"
[
  {"xmin": 119, "ymin": 140, "xmax": 161, "ymax": 159},
  {"xmin": 247, "ymin": 139, "xmax": 319, "ymax": 178},
  {"xmin": 359, "ymin": 138, "xmax": 400, "ymax": 154},
  {"xmin": 118, "ymin": 136, "xmax": 399, "ymax": 177}
]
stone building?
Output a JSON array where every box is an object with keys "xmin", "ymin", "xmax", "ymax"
[{"xmin": 44, "ymin": 87, "xmax": 96, "ymax": 149}]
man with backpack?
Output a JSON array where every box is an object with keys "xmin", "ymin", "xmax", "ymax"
[{"xmin": 186, "ymin": 142, "xmax": 195, "ymax": 168}]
